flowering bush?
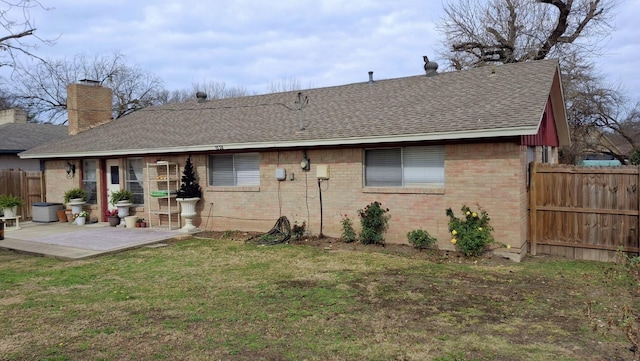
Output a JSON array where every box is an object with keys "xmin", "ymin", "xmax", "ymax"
[
  {"xmin": 407, "ymin": 229, "xmax": 437, "ymax": 249},
  {"xmin": 358, "ymin": 201, "xmax": 390, "ymax": 245},
  {"xmin": 104, "ymin": 209, "xmax": 119, "ymax": 217},
  {"xmin": 446, "ymin": 205, "xmax": 495, "ymax": 257},
  {"xmin": 340, "ymin": 214, "xmax": 356, "ymax": 243},
  {"xmin": 74, "ymin": 210, "xmax": 89, "ymax": 219}
]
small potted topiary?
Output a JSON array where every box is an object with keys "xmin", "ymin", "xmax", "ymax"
[
  {"xmin": 0, "ymin": 194, "xmax": 24, "ymax": 218},
  {"xmin": 176, "ymin": 156, "xmax": 202, "ymax": 233}
]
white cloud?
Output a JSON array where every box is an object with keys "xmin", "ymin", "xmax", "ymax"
[{"xmin": 5, "ymin": 0, "xmax": 638, "ymax": 100}]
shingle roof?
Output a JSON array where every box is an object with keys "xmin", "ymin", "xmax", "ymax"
[
  {"xmin": 20, "ymin": 59, "xmax": 565, "ymax": 158},
  {"xmin": 0, "ymin": 123, "xmax": 68, "ymax": 154}
]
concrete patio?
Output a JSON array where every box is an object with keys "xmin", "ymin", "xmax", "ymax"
[{"xmin": 0, "ymin": 221, "xmax": 184, "ymax": 260}]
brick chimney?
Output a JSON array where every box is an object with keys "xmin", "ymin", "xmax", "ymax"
[
  {"xmin": 66, "ymin": 79, "xmax": 112, "ymax": 135},
  {"xmin": 0, "ymin": 108, "xmax": 28, "ymax": 125}
]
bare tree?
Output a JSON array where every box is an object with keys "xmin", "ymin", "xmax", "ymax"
[
  {"xmin": 438, "ymin": 0, "xmax": 614, "ymax": 69},
  {"xmin": 160, "ymin": 80, "xmax": 253, "ymax": 104},
  {"xmin": 437, "ymin": 0, "xmax": 640, "ymax": 164},
  {"xmin": 555, "ymin": 54, "xmax": 640, "ymax": 164},
  {"xmin": 0, "ymin": 0, "xmax": 54, "ymax": 70},
  {"xmin": 10, "ymin": 51, "xmax": 166, "ymax": 123},
  {"xmin": 267, "ymin": 76, "xmax": 303, "ymax": 93}
]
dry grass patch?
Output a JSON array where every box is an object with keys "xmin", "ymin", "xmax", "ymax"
[{"xmin": 0, "ymin": 236, "xmax": 638, "ymax": 360}]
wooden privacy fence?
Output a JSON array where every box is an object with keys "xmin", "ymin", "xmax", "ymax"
[
  {"xmin": 0, "ymin": 169, "xmax": 45, "ymax": 220},
  {"xmin": 529, "ymin": 163, "xmax": 640, "ymax": 262}
]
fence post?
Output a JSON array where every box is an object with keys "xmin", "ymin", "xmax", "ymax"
[{"xmin": 529, "ymin": 162, "xmax": 538, "ymax": 256}]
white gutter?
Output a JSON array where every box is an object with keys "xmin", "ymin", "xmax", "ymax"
[{"xmin": 19, "ymin": 125, "xmax": 539, "ymax": 159}]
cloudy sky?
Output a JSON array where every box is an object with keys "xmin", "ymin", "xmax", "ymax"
[{"xmin": 15, "ymin": 0, "xmax": 640, "ymax": 99}]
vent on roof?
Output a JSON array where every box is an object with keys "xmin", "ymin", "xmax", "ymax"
[
  {"xmin": 196, "ymin": 91, "xmax": 207, "ymax": 103},
  {"xmin": 423, "ymin": 56, "xmax": 438, "ymax": 77},
  {"xmin": 368, "ymin": 71, "xmax": 374, "ymax": 84}
]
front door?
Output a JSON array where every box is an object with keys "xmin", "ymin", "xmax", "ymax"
[{"xmin": 106, "ymin": 159, "xmax": 120, "ymax": 210}]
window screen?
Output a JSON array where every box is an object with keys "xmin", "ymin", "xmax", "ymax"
[
  {"xmin": 209, "ymin": 153, "xmax": 260, "ymax": 186},
  {"xmin": 365, "ymin": 146, "xmax": 444, "ymax": 187}
]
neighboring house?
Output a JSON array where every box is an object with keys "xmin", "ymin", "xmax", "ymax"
[
  {"xmin": 0, "ymin": 109, "xmax": 68, "ymax": 171},
  {"xmin": 606, "ymin": 131, "xmax": 640, "ymax": 164},
  {"xmin": 571, "ymin": 126, "xmax": 623, "ymax": 166},
  {"xmin": 20, "ymin": 59, "xmax": 570, "ymax": 261}
]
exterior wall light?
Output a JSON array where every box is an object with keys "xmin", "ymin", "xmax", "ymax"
[{"xmin": 65, "ymin": 161, "xmax": 76, "ymax": 177}]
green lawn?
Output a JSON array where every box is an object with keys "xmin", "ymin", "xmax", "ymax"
[{"xmin": 0, "ymin": 237, "xmax": 638, "ymax": 361}]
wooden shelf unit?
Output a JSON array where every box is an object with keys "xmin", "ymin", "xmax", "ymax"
[{"xmin": 146, "ymin": 162, "xmax": 181, "ymax": 230}]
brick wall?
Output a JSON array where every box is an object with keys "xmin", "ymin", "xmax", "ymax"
[
  {"xmin": 67, "ymin": 83, "xmax": 112, "ymax": 135},
  {"xmin": 190, "ymin": 142, "xmax": 528, "ymax": 255},
  {"xmin": 45, "ymin": 141, "xmax": 530, "ymax": 259}
]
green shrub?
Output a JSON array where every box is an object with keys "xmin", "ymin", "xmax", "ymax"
[
  {"xmin": 0, "ymin": 194, "xmax": 24, "ymax": 209},
  {"xmin": 631, "ymin": 147, "xmax": 640, "ymax": 165},
  {"xmin": 446, "ymin": 205, "xmax": 495, "ymax": 257},
  {"xmin": 340, "ymin": 214, "xmax": 356, "ymax": 243},
  {"xmin": 292, "ymin": 221, "xmax": 306, "ymax": 239},
  {"xmin": 407, "ymin": 229, "xmax": 437, "ymax": 249},
  {"xmin": 358, "ymin": 201, "xmax": 389, "ymax": 245}
]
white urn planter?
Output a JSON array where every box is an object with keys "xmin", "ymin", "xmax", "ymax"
[
  {"xmin": 116, "ymin": 202, "xmax": 132, "ymax": 225},
  {"xmin": 176, "ymin": 197, "xmax": 200, "ymax": 233}
]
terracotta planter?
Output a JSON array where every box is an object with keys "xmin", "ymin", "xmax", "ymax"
[{"xmin": 57, "ymin": 210, "xmax": 68, "ymax": 222}]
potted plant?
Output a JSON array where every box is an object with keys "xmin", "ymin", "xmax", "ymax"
[
  {"xmin": 64, "ymin": 188, "xmax": 87, "ymax": 217},
  {"xmin": 0, "ymin": 194, "xmax": 24, "ymax": 218},
  {"xmin": 105, "ymin": 209, "xmax": 120, "ymax": 227},
  {"xmin": 63, "ymin": 188, "xmax": 87, "ymax": 204},
  {"xmin": 74, "ymin": 210, "xmax": 89, "ymax": 226},
  {"xmin": 110, "ymin": 189, "xmax": 134, "ymax": 219},
  {"xmin": 176, "ymin": 156, "xmax": 202, "ymax": 233},
  {"xmin": 109, "ymin": 189, "xmax": 134, "ymax": 205}
]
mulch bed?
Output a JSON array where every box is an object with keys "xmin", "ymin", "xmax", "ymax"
[{"xmin": 193, "ymin": 230, "xmax": 515, "ymax": 266}]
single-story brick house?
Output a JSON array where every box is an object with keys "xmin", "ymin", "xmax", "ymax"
[
  {"xmin": 20, "ymin": 59, "xmax": 569, "ymax": 261},
  {"xmin": 0, "ymin": 109, "xmax": 68, "ymax": 171}
]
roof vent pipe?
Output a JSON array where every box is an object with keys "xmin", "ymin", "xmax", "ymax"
[
  {"xmin": 423, "ymin": 56, "xmax": 438, "ymax": 77},
  {"xmin": 196, "ymin": 91, "xmax": 207, "ymax": 103},
  {"xmin": 368, "ymin": 71, "xmax": 374, "ymax": 84}
]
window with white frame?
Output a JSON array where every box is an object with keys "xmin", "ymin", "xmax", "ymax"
[
  {"xmin": 126, "ymin": 158, "xmax": 144, "ymax": 204},
  {"xmin": 209, "ymin": 153, "xmax": 260, "ymax": 186},
  {"xmin": 82, "ymin": 159, "xmax": 97, "ymax": 204},
  {"xmin": 364, "ymin": 146, "xmax": 445, "ymax": 187}
]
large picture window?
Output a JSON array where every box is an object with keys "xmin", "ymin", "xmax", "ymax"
[
  {"xmin": 364, "ymin": 146, "xmax": 444, "ymax": 187},
  {"xmin": 126, "ymin": 158, "xmax": 144, "ymax": 204},
  {"xmin": 82, "ymin": 160, "xmax": 97, "ymax": 204},
  {"xmin": 209, "ymin": 153, "xmax": 260, "ymax": 186}
]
